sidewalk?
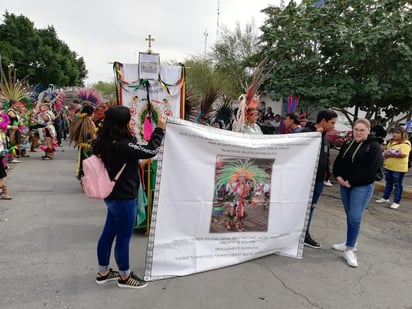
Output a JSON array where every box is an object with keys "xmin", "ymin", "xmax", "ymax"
[{"xmin": 0, "ymin": 142, "xmax": 411, "ymax": 309}]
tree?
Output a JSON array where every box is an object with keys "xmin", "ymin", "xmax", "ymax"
[
  {"xmin": 260, "ymin": 0, "xmax": 412, "ymax": 125},
  {"xmin": 211, "ymin": 22, "xmax": 264, "ymax": 98},
  {"xmin": 0, "ymin": 12, "xmax": 87, "ymax": 87},
  {"xmin": 93, "ymin": 80, "xmax": 116, "ymax": 100}
]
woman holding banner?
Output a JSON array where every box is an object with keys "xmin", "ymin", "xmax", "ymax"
[{"xmin": 93, "ymin": 105, "xmax": 165, "ymax": 289}]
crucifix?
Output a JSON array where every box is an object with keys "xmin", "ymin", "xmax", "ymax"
[{"xmin": 145, "ymin": 34, "xmax": 155, "ymax": 54}]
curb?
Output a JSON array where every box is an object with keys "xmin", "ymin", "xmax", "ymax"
[{"xmin": 375, "ymin": 181, "xmax": 412, "ymax": 199}]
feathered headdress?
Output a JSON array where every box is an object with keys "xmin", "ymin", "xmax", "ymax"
[
  {"xmin": 196, "ymin": 86, "xmax": 219, "ymax": 124},
  {"xmin": 286, "ymin": 94, "xmax": 300, "ymax": 113},
  {"xmin": 0, "ymin": 68, "xmax": 28, "ymax": 110},
  {"xmin": 75, "ymin": 87, "xmax": 103, "ymax": 106},
  {"xmin": 210, "ymin": 95, "xmax": 234, "ymax": 129},
  {"xmin": 53, "ymin": 91, "xmax": 66, "ymax": 111},
  {"xmin": 215, "ymin": 159, "xmax": 268, "ymax": 194},
  {"xmin": 184, "ymin": 87, "xmax": 199, "ymax": 122},
  {"xmin": 233, "ymin": 58, "xmax": 268, "ymax": 132},
  {"xmin": 37, "ymin": 89, "xmax": 57, "ymax": 108}
]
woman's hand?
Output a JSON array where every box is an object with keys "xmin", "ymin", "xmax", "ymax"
[
  {"xmin": 384, "ymin": 149, "xmax": 406, "ymax": 158},
  {"xmin": 157, "ymin": 114, "xmax": 166, "ymax": 129},
  {"xmin": 336, "ymin": 176, "xmax": 351, "ymax": 188}
]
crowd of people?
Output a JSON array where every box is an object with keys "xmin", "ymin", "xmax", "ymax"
[
  {"xmin": 1, "ymin": 83, "xmax": 410, "ymax": 286},
  {"xmin": 0, "ymin": 86, "xmax": 113, "ymax": 198},
  {"xmin": 208, "ymin": 91, "xmax": 410, "ymax": 269},
  {"xmin": 0, "ymin": 96, "xmax": 67, "ymax": 199}
]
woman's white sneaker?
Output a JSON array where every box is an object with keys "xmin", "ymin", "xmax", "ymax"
[
  {"xmin": 390, "ymin": 203, "xmax": 400, "ymax": 209},
  {"xmin": 332, "ymin": 242, "xmax": 357, "ymax": 252},
  {"xmin": 376, "ymin": 198, "xmax": 390, "ymax": 204},
  {"xmin": 343, "ymin": 250, "xmax": 358, "ymax": 268},
  {"xmin": 332, "ymin": 242, "xmax": 346, "ymax": 251}
]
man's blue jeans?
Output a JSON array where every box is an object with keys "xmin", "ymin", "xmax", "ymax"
[
  {"xmin": 340, "ymin": 183, "xmax": 374, "ymax": 248},
  {"xmin": 383, "ymin": 169, "xmax": 405, "ymax": 204},
  {"xmin": 97, "ymin": 198, "xmax": 137, "ymax": 275}
]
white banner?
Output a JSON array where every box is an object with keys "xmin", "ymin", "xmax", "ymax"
[{"xmin": 144, "ymin": 118, "xmax": 321, "ymax": 281}]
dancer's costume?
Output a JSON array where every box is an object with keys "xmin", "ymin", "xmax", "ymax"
[
  {"xmin": 69, "ymin": 110, "xmax": 96, "ymax": 179},
  {"xmin": 232, "ymin": 58, "xmax": 267, "ymax": 134},
  {"xmin": 37, "ymin": 108, "xmax": 57, "ymax": 159},
  {"xmin": 70, "ymin": 88, "xmax": 103, "ymax": 179},
  {"xmin": 215, "ymin": 160, "xmax": 268, "ymax": 231},
  {"xmin": 6, "ymin": 105, "xmax": 22, "ymax": 159}
]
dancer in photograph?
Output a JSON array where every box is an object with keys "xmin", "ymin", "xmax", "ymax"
[{"xmin": 215, "ymin": 160, "xmax": 268, "ymax": 232}]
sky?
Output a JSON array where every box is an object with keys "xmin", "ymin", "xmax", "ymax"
[{"xmin": 2, "ymin": 0, "xmax": 288, "ymax": 85}]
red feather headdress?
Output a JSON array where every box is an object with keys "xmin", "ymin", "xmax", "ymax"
[{"xmin": 233, "ymin": 58, "xmax": 268, "ymax": 132}]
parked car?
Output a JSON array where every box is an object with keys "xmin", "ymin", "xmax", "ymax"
[{"xmin": 327, "ymin": 123, "xmax": 352, "ymax": 150}]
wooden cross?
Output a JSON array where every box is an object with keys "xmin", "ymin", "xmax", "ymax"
[{"xmin": 145, "ymin": 34, "xmax": 155, "ymax": 54}]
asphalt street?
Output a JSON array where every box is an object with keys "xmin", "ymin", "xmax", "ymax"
[{"xmin": 0, "ymin": 142, "xmax": 411, "ymax": 309}]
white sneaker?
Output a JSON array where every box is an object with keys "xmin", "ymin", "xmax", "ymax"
[
  {"xmin": 375, "ymin": 198, "xmax": 390, "ymax": 204},
  {"xmin": 342, "ymin": 250, "xmax": 358, "ymax": 268},
  {"xmin": 332, "ymin": 242, "xmax": 357, "ymax": 252},
  {"xmin": 10, "ymin": 159, "xmax": 22, "ymax": 163},
  {"xmin": 390, "ymin": 203, "xmax": 400, "ymax": 209},
  {"xmin": 324, "ymin": 180, "xmax": 333, "ymax": 187}
]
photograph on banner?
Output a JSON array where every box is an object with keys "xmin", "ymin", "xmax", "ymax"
[
  {"xmin": 144, "ymin": 119, "xmax": 321, "ymax": 281},
  {"xmin": 138, "ymin": 52, "xmax": 160, "ymax": 80},
  {"xmin": 211, "ymin": 156, "xmax": 273, "ymax": 233}
]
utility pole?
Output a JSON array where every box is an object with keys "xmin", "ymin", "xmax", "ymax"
[
  {"xmin": 203, "ymin": 29, "xmax": 208, "ymax": 57},
  {"xmin": 216, "ymin": 0, "xmax": 220, "ymax": 39}
]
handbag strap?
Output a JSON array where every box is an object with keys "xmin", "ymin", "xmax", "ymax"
[
  {"xmin": 113, "ymin": 163, "xmax": 126, "ymax": 182},
  {"xmin": 112, "ymin": 141, "xmax": 126, "ymax": 182}
]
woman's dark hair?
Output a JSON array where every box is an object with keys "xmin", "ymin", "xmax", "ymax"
[{"xmin": 93, "ymin": 105, "xmax": 135, "ymax": 166}]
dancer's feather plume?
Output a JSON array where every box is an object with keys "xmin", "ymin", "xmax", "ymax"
[{"xmin": 233, "ymin": 58, "xmax": 268, "ymax": 132}]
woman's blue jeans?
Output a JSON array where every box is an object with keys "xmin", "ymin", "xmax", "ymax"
[
  {"xmin": 97, "ymin": 198, "xmax": 137, "ymax": 275},
  {"xmin": 383, "ymin": 169, "xmax": 405, "ymax": 203},
  {"xmin": 340, "ymin": 183, "xmax": 374, "ymax": 248}
]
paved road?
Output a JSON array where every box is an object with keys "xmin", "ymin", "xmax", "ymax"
[{"xmin": 0, "ymin": 142, "xmax": 411, "ymax": 309}]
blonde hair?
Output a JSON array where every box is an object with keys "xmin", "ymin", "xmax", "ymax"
[{"xmin": 353, "ymin": 118, "xmax": 371, "ymax": 130}]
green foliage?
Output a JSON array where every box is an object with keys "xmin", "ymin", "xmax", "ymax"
[
  {"xmin": 0, "ymin": 12, "xmax": 87, "ymax": 87},
  {"xmin": 212, "ymin": 23, "xmax": 263, "ymax": 97},
  {"xmin": 183, "ymin": 22, "xmax": 264, "ymax": 102},
  {"xmin": 260, "ymin": 0, "xmax": 412, "ymax": 122},
  {"xmin": 93, "ymin": 81, "xmax": 116, "ymax": 100}
]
